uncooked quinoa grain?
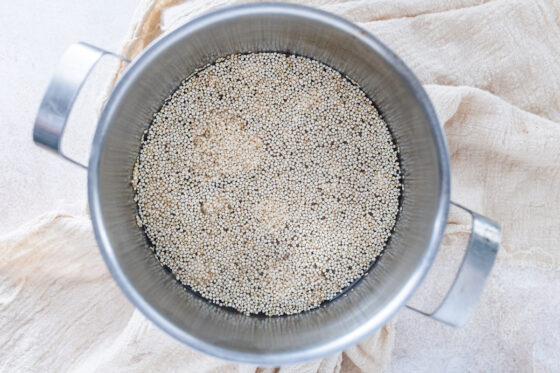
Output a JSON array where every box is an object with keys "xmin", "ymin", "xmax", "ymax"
[{"xmin": 132, "ymin": 53, "xmax": 401, "ymax": 316}]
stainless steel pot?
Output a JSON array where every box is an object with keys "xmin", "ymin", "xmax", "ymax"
[{"xmin": 33, "ymin": 3, "xmax": 501, "ymax": 365}]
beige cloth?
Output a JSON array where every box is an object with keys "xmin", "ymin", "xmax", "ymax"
[{"xmin": 2, "ymin": 0, "xmax": 560, "ymax": 371}]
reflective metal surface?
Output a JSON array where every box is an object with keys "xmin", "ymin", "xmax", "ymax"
[
  {"xmin": 407, "ymin": 202, "xmax": 501, "ymax": 327},
  {"xmin": 33, "ymin": 42, "xmax": 129, "ymax": 168},
  {"xmin": 33, "ymin": 3, "xmax": 501, "ymax": 365}
]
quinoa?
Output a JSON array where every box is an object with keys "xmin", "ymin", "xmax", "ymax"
[{"xmin": 132, "ymin": 53, "xmax": 401, "ymax": 316}]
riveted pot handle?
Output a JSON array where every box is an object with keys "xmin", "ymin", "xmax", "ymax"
[
  {"xmin": 33, "ymin": 42, "xmax": 130, "ymax": 169},
  {"xmin": 406, "ymin": 201, "xmax": 501, "ymax": 327}
]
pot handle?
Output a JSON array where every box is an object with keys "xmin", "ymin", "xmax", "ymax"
[
  {"xmin": 33, "ymin": 42, "xmax": 130, "ymax": 168},
  {"xmin": 406, "ymin": 201, "xmax": 501, "ymax": 327}
]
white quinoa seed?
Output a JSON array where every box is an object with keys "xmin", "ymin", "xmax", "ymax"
[{"xmin": 133, "ymin": 53, "xmax": 401, "ymax": 316}]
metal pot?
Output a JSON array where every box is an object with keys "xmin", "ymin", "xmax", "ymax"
[{"xmin": 33, "ymin": 3, "xmax": 501, "ymax": 365}]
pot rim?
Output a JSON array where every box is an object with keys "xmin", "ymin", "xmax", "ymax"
[{"xmin": 88, "ymin": 2, "xmax": 450, "ymax": 365}]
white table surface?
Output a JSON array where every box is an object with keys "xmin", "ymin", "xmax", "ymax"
[{"xmin": 0, "ymin": 0, "xmax": 138, "ymax": 236}]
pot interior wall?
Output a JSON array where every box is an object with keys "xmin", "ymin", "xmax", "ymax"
[{"xmin": 91, "ymin": 4, "xmax": 448, "ymax": 361}]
